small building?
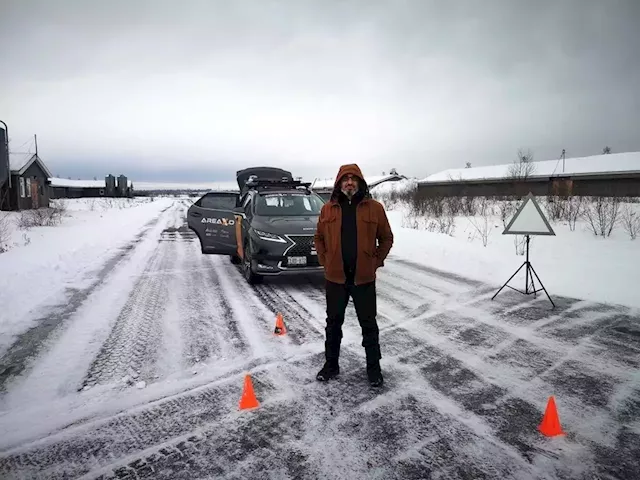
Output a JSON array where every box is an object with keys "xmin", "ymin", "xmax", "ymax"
[
  {"xmin": 50, "ymin": 174, "xmax": 134, "ymax": 199},
  {"xmin": 1, "ymin": 153, "xmax": 52, "ymax": 211},
  {"xmin": 418, "ymin": 151, "xmax": 640, "ymax": 198}
]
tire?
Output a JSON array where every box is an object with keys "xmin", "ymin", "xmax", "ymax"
[{"xmin": 242, "ymin": 241, "xmax": 262, "ymax": 285}]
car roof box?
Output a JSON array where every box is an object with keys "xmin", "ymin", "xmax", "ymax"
[{"xmin": 236, "ymin": 167, "xmax": 294, "ymax": 192}]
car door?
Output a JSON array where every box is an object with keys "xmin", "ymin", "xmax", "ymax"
[{"xmin": 188, "ymin": 192, "xmax": 240, "ymax": 255}]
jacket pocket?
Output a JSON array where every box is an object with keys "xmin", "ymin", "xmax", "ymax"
[
  {"xmin": 320, "ymin": 214, "xmax": 338, "ymax": 254},
  {"xmin": 361, "ymin": 215, "xmax": 379, "ymax": 256}
]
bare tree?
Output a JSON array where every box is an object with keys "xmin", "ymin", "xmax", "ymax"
[
  {"xmin": 620, "ymin": 203, "xmax": 640, "ymax": 240},
  {"xmin": 564, "ymin": 196, "xmax": 584, "ymax": 231},
  {"xmin": 499, "ymin": 199, "xmax": 519, "ymax": 228},
  {"xmin": 507, "ymin": 148, "xmax": 536, "ymax": 180},
  {"xmin": 582, "ymin": 196, "xmax": 620, "ymax": 237},
  {"xmin": 466, "ymin": 196, "xmax": 493, "ymax": 247},
  {"xmin": 603, "ymin": 146, "xmax": 612, "ymax": 154},
  {"xmin": 545, "ymin": 196, "xmax": 567, "ymax": 222},
  {"xmin": 465, "ymin": 162, "xmax": 472, "ymax": 168}
]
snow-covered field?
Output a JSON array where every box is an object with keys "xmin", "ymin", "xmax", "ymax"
[
  {"xmin": 373, "ymin": 180, "xmax": 640, "ymax": 309},
  {"xmin": 0, "ymin": 194, "xmax": 638, "ymax": 479}
]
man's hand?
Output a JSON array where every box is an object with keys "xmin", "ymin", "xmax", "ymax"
[
  {"xmin": 375, "ymin": 204, "xmax": 394, "ymax": 267},
  {"xmin": 314, "ymin": 206, "xmax": 328, "ymax": 266}
]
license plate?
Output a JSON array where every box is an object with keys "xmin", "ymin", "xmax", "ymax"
[{"xmin": 288, "ymin": 256, "xmax": 307, "ymax": 266}]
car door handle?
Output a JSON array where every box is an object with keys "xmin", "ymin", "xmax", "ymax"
[{"xmin": 190, "ymin": 211, "xmax": 202, "ymax": 217}]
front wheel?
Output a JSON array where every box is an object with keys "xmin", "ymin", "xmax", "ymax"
[{"xmin": 243, "ymin": 241, "xmax": 262, "ymax": 285}]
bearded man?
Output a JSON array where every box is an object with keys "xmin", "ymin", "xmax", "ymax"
[{"xmin": 313, "ymin": 164, "xmax": 394, "ymax": 387}]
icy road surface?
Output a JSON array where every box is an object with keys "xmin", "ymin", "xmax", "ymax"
[{"xmin": 0, "ymin": 200, "xmax": 639, "ymax": 480}]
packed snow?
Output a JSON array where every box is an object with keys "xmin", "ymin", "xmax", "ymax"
[{"xmin": 0, "ymin": 193, "xmax": 638, "ymax": 479}]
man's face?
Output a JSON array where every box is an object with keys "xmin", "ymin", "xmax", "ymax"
[{"xmin": 340, "ymin": 174, "xmax": 359, "ymax": 198}]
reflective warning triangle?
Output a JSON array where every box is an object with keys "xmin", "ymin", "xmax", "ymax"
[{"xmin": 503, "ymin": 193, "xmax": 555, "ymax": 236}]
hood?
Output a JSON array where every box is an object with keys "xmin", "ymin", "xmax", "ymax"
[
  {"xmin": 330, "ymin": 163, "xmax": 370, "ymax": 201},
  {"xmin": 251, "ymin": 215, "xmax": 319, "ymax": 235}
]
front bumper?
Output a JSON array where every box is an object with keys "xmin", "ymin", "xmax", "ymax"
[{"xmin": 250, "ymin": 234, "xmax": 324, "ymax": 275}]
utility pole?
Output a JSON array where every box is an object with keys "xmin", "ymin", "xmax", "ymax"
[
  {"xmin": 562, "ymin": 149, "xmax": 565, "ymax": 173},
  {"xmin": 34, "ymin": 133, "xmax": 38, "ymax": 157}
]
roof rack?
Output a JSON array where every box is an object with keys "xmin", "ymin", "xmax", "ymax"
[{"xmin": 244, "ymin": 176, "xmax": 312, "ymax": 192}]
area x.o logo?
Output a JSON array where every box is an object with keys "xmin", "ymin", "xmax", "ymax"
[{"xmin": 202, "ymin": 217, "xmax": 235, "ymax": 226}]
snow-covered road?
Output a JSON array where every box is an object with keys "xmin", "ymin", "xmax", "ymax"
[{"xmin": 0, "ymin": 200, "xmax": 638, "ymax": 479}]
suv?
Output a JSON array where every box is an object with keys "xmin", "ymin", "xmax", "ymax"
[{"xmin": 187, "ymin": 167, "xmax": 326, "ymax": 284}]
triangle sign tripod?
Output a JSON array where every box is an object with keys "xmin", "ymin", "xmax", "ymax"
[{"xmin": 491, "ymin": 193, "xmax": 556, "ymax": 308}]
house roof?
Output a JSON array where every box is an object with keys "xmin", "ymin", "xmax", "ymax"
[
  {"xmin": 420, "ymin": 151, "xmax": 640, "ymax": 184},
  {"xmin": 9, "ymin": 153, "xmax": 53, "ymax": 178},
  {"xmin": 9, "ymin": 153, "xmax": 34, "ymax": 172}
]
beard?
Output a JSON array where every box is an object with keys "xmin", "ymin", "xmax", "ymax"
[{"xmin": 341, "ymin": 187, "xmax": 357, "ymax": 199}]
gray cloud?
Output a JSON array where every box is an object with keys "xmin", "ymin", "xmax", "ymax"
[{"xmin": 2, "ymin": 0, "xmax": 639, "ymax": 182}]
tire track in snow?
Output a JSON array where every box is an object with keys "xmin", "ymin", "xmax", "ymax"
[
  {"xmin": 178, "ymin": 235, "xmax": 249, "ymax": 366},
  {"xmin": 250, "ymin": 281, "xmax": 325, "ymax": 347},
  {"xmin": 386, "ymin": 256, "xmax": 487, "ymax": 289},
  {"xmin": 206, "ymin": 255, "xmax": 279, "ymax": 357},
  {"xmin": 0, "ymin": 372, "xmax": 282, "ymax": 480},
  {"xmin": 384, "ymin": 258, "xmax": 495, "ymax": 304},
  {"xmin": 0, "ymin": 211, "xmax": 169, "ymax": 393},
  {"xmin": 80, "ymin": 224, "xmax": 178, "ymax": 389}
]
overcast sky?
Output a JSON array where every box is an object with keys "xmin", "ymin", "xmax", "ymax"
[{"xmin": 2, "ymin": 0, "xmax": 639, "ymax": 182}]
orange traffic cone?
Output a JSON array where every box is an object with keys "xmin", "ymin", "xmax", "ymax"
[
  {"xmin": 274, "ymin": 312, "xmax": 287, "ymax": 336},
  {"xmin": 538, "ymin": 396, "xmax": 565, "ymax": 437},
  {"xmin": 239, "ymin": 374, "xmax": 260, "ymax": 410}
]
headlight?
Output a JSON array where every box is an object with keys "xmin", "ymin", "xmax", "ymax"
[{"xmin": 253, "ymin": 229, "xmax": 287, "ymax": 243}]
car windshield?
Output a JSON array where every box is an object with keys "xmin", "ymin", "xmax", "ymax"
[{"xmin": 255, "ymin": 192, "xmax": 324, "ymax": 216}]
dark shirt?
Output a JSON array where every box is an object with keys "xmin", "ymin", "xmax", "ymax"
[{"xmin": 338, "ymin": 190, "xmax": 363, "ymax": 283}]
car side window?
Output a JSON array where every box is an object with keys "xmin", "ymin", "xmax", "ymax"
[{"xmin": 200, "ymin": 194, "xmax": 237, "ymax": 210}]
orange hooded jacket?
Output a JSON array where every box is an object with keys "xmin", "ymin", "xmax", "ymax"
[{"xmin": 313, "ymin": 164, "xmax": 394, "ymax": 285}]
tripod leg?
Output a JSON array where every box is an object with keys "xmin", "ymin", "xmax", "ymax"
[
  {"xmin": 524, "ymin": 235, "xmax": 530, "ymax": 294},
  {"xmin": 492, "ymin": 262, "xmax": 526, "ymax": 300},
  {"xmin": 527, "ymin": 262, "xmax": 537, "ymax": 297},
  {"xmin": 528, "ymin": 263, "xmax": 555, "ymax": 308}
]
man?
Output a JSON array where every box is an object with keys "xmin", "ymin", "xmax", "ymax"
[{"xmin": 313, "ymin": 164, "xmax": 394, "ymax": 387}]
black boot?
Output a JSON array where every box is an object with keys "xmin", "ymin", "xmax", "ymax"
[
  {"xmin": 365, "ymin": 345, "xmax": 383, "ymax": 387},
  {"xmin": 316, "ymin": 361, "xmax": 340, "ymax": 381},
  {"xmin": 319, "ymin": 324, "xmax": 342, "ymax": 382}
]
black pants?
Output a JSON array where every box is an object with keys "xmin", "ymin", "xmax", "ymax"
[{"xmin": 324, "ymin": 279, "xmax": 381, "ymax": 369}]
